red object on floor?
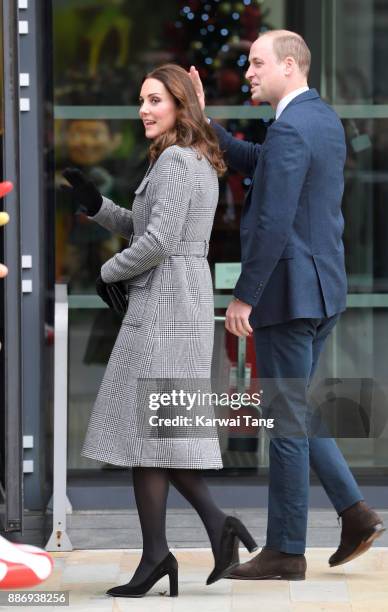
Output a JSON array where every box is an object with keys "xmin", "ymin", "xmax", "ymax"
[
  {"xmin": 0, "ymin": 537, "xmax": 53, "ymax": 589},
  {"xmin": 0, "ymin": 181, "xmax": 13, "ymax": 198}
]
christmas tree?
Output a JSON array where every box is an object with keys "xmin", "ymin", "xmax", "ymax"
[{"xmin": 165, "ymin": 0, "xmax": 273, "ymax": 104}]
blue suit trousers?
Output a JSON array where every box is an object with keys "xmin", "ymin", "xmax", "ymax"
[{"xmin": 254, "ymin": 315, "xmax": 363, "ymax": 554}]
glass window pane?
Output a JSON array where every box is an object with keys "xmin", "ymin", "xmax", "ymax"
[
  {"xmin": 53, "ymin": 0, "xmax": 388, "ymax": 478},
  {"xmin": 53, "ymin": 0, "xmax": 285, "ymax": 106}
]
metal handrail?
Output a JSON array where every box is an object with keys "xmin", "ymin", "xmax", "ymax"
[{"xmin": 46, "ymin": 284, "xmax": 73, "ymax": 552}]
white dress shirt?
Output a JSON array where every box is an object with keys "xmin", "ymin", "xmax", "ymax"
[{"xmin": 275, "ymin": 86, "xmax": 310, "ymax": 120}]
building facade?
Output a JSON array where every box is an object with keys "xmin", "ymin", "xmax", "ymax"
[{"xmin": 1, "ymin": 0, "xmax": 388, "ymax": 538}]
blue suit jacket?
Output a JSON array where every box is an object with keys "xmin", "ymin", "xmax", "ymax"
[{"xmin": 212, "ymin": 88, "xmax": 348, "ymax": 328}]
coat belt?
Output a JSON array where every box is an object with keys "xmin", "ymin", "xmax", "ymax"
[{"xmin": 131, "ymin": 235, "xmax": 209, "ymax": 257}]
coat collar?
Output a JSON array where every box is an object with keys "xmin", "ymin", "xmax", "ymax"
[
  {"xmin": 280, "ymin": 87, "xmax": 320, "ymax": 112},
  {"xmin": 276, "ymin": 86, "xmax": 309, "ymax": 119}
]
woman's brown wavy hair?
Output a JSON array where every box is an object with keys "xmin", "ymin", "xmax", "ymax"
[{"xmin": 143, "ymin": 64, "xmax": 226, "ymax": 176}]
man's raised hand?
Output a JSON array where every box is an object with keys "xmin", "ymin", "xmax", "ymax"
[{"xmin": 189, "ymin": 66, "xmax": 206, "ymax": 111}]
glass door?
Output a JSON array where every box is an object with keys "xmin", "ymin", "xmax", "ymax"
[
  {"xmin": 52, "ymin": 0, "xmax": 287, "ymax": 479},
  {"xmin": 52, "ymin": 0, "xmax": 388, "ymax": 487},
  {"xmin": 315, "ymin": 0, "xmax": 388, "ymax": 470}
]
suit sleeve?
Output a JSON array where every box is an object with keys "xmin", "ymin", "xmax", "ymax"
[
  {"xmin": 233, "ymin": 121, "xmax": 311, "ymax": 306},
  {"xmin": 211, "ymin": 120, "xmax": 262, "ymax": 177},
  {"xmin": 89, "ymin": 196, "xmax": 133, "ymax": 240},
  {"xmin": 100, "ymin": 147, "xmax": 194, "ymax": 283}
]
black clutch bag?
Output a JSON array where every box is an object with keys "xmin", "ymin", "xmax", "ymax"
[{"xmin": 105, "ymin": 282, "xmax": 128, "ymax": 315}]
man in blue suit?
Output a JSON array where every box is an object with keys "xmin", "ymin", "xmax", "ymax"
[{"xmin": 190, "ymin": 30, "xmax": 384, "ymax": 579}]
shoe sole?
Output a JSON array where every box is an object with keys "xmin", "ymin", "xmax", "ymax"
[
  {"xmin": 226, "ymin": 573, "xmax": 305, "ymax": 581},
  {"xmin": 329, "ymin": 524, "xmax": 386, "ymax": 567},
  {"xmin": 206, "ymin": 561, "xmax": 240, "ymax": 585},
  {"xmin": 107, "ymin": 592, "xmax": 145, "ymax": 598},
  {"xmin": 106, "ymin": 590, "xmax": 178, "ymax": 598}
]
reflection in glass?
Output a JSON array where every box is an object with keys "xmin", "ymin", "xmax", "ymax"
[
  {"xmin": 54, "ymin": 0, "xmax": 388, "ymax": 473},
  {"xmin": 325, "ymin": 0, "xmax": 388, "ymax": 105},
  {"xmin": 53, "ymin": 0, "xmax": 276, "ymax": 106},
  {"xmin": 55, "ymin": 118, "xmax": 149, "ymax": 291},
  {"xmin": 341, "ymin": 119, "xmax": 388, "ymax": 293}
]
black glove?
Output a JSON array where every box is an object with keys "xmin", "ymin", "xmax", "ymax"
[
  {"xmin": 61, "ymin": 167, "xmax": 103, "ymax": 217},
  {"xmin": 96, "ymin": 274, "xmax": 128, "ymax": 315}
]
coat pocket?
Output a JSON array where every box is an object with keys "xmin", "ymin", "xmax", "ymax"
[{"xmin": 122, "ymin": 269, "xmax": 154, "ymax": 327}]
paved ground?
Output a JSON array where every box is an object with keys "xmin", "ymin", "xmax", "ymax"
[{"xmin": 12, "ymin": 547, "xmax": 388, "ymax": 611}]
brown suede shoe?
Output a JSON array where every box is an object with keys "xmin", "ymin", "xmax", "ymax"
[
  {"xmin": 329, "ymin": 501, "xmax": 386, "ymax": 567},
  {"xmin": 227, "ymin": 547, "xmax": 306, "ymax": 581}
]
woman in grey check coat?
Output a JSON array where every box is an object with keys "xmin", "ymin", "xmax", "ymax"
[
  {"xmin": 64, "ymin": 64, "xmax": 257, "ymax": 596},
  {"xmin": 81, "ymin": 142, "xmax": 223, "ymax": 470}
]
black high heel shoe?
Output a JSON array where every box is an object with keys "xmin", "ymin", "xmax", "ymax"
[
  {"xmin": 106, "ymin": 552, "xmax": 178, "ymax": 598},
  {"xmin": 206, "ymin": 516, "xmax": 258, "ymax": 585}
]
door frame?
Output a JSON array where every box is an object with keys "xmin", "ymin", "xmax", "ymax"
[{"xmin": 1, "ymin": 0, "xmax": 23, "ymax": 532}]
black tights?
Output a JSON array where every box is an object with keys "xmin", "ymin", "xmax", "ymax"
[{"xmin": 129, "ymin": 467, "xmax": 227, "ymax": 585}]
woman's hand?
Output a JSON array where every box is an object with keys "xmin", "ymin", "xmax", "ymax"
[
  {"xmin": 189, "ymin": 66, "xmax": 206, "ymax": 111},
  {"xmin": 61, "ymin": 168, "xmax": 103, "ymax": 217}
]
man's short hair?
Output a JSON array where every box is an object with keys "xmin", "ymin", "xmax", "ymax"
[{"xmin": 261, "ymin": 30, "xmax": 311, "ymax": 77}]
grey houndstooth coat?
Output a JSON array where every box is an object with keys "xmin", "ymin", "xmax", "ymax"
[{"xmin": 81, "ymin": 145, "xmax": 223, "ymax": 469}]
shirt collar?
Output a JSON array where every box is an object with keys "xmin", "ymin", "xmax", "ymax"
[{"xmin": 275, "ymin": 86, "xmax": 310, "ymax": 120}]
